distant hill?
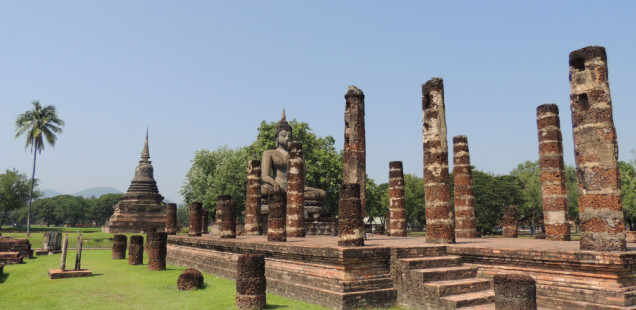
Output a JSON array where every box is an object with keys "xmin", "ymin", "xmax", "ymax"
[
  {"xmin": 42, "ymin": 189, "xmax": 63, "ymax": 198},
  {"xmin": 73, "ymin": 187, "xmax": 122, "ymax": 198}
]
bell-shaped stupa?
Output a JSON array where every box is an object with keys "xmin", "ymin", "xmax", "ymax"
[{"xmin": 103, "ymin": 131, "xmax": 167, "ymax": 233}]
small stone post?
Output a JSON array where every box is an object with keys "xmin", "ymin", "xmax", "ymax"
[
  {"xmin": 112, "ymin": 234, "xmax": 127, "ymax": 259},
  {"xmin": 147, "ymin": 232, "xmax": 167, "ymax": 271},
  {"xmin": 220, "ymin": 199, "xmax": 237, "ymax": 238},
  {"xmin": 216, "ymin": 194, "xmax": 230, "ymax": 227},
  {"xmin": 494, "ymin": 274, "xmax": 537, "ymax": 310},
  {"xmin": 74, "ymin": 235, "xmax": 83, "ymax": 270},
  {"xmin": 128, "ymin": 235, "xmax": 143, "ymax": 265},
  {"xmin": 388, "ymin": 161, "xmax": 407, "ymax": 237},
  {"xmin": 343, "ymin": 85, "xmax": 367, "ymax": 217},
  {"xmin": 453, "ymin": 135, "xmax": 479, "ymax": 238},
  {"xmin": 537, "ymin": 104, "xmax": 571, "ymax": 241},
  {"xmin": 502, "ymin": 206, "xmax": 518, "ymax": 238},
  {"xmin": 60, "ymin": 234, "xmax": 68, "ymax": 271},
  {"xmin": 244, "ymin": 160, "xmax": 262, "ymax": 235},
  {"xmin": 201, "ymin": 209, "xmax": 209, "ymax": 234},
  {"xmin": 236, "ymin": 253, "xmax": 267, "ymax": 310},
  {"xmin": 338, "ymin": 183, "xmax": 365, "ymax": 247},
  {"xmin": 569, "ymin": 46, "xmax": 625, "ymax": 251},
  {"xmin": 422, "ymin": 78, "xmax": 455, "ymax": 244},
  {"xmin": 287, "ymin": 141, "xmax": 305, "ymax": 237},
  {"xmin": 267, "ymin": 190, "xmax": 286, "ymax": 242},
  {"xmin": 165, "ymin": 203, "xmax": 177, "ymax": 235},
  {"xmin": 188, "ymin": 201, "xmax": 202, "ymax": 236}
]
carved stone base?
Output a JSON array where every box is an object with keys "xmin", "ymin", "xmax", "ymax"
[{"xmin": 102, "ymin": 201, "xmax": 166, "ymax": 233}]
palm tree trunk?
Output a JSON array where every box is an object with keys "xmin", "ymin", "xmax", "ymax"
[{"xmin": 27, "ymin": 147, "xmax": 37, "ymax": 237}]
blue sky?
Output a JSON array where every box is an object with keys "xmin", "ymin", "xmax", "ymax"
[{"xmin": 2, "ymin": 1, "xmax": 635, "ymax": 204}]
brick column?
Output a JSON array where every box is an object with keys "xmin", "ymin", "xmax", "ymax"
[
  {"xmin": 188, "ymin": 202, "xmax": 202, "ymax": 236},
  {"xmin": 422, "ymin": 78, "xmax": 455, "ymax": 244},
  {"xmin": 112, "ymin": 235, "xmax": 127, "ymax": 259},
  {"xmin": 147, "ymin": 232, "xmax": 167, "ymax": 271},
  {"xmin": 286, "ymin": 141, "xmax": 305, "ymax": 237},
  {"xmin": 244, "ymin": 160, "xmax": 262, "ymax": 235},
  {"xmin": 165, "ymin": 203, "xmax": 177, "ymax": 235},
  {"xmin": 569, "ymin": 46, "xmax": 625, "ymax": 251},
  {"xmin": 494, "ymin": 274, "xmax": 537, "ymax": 310},
  {"xmin": 338, "ymin": 183, "xmax": 365, "ymax": 247},
  {"xmin": 537, "ymin": 104, "xmax": 571, "ymax": 241},
  {"xmin": 216, "ymin": 194, "xmax": 230, "ymax": 227},
  {"xmin": 502, "ymin": 206, "xmax": 518, "ymax": 238},
  {"xmin": 453, "ymin": 135, "xmax": 479, "ymax": 238},
  {"xmin": 201, "ymin": 209, "xmax": 209, "ymax": 234},
  {"xmin": 343, "ymin": 85, "xmax": 367, "ymax": 217},
  {"xmin": 236, "ymin": 253, "xmax": 266, "ymax": 310},
  {"xmin": 128, "ymin": 235, "xmax": 143, "ymax": 265},
  {"xmin": 267, "ymin": 190, "xmax": 286, "ymax": 242},
  {"xmin": 389, "ymin": 161, "xmax": 407, "ymax": 237},
  {"xmin": 220, "ymin": 199, "xmax": 237, "ymax": 239}
]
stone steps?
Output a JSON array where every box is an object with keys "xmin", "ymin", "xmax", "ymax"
[
  {"xmin": 401, "ymin": 255, "xmax": 462, "ymax": 269},
  {"xmin": 411, "ymin": 265, "xmax": 478, "ymax": 283},
  {"xmin": 424, "ymin": 277, "xmax": 492, "ymax": 298},
  {"xmin": 440, "ymin": 290, "xmax": 495, "ymax": 309}
]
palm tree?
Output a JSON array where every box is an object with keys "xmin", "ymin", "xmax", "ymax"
[{"xmin": 15, "ymin": 101, "xmax": 64, "ymax": 236}]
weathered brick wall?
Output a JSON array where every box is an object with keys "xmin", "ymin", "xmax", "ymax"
[{"xmin": 0, "ymin": 238, "xmax": 33, "ymax": 259}]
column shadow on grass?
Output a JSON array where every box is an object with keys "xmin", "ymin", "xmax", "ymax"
[
  {"xmin": 265, "ymin": 306, "xmax": 288, "ymax": 309},
  {"xmin": 0, "ymin": 273, "xmax": 8, "ymax": 283}
]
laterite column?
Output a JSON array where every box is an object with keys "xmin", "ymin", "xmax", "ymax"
[
  {"xmin": 453, "ymin": 135, "xmax": 479, "ymax": 238},
  {"xmin": 236, "ymin": 253, "xmax": 266, "ymax": 310},
  {"xmin": 343, "ymin": 85, "xmax": 367, "ymax": 216},
  {"xmin": 569, "ymin": 46, "xmax": 625, "ymax": 251},
  {"xmin": 201, "ymin": 209, "xmax": 209, "ymax": 234},
  {"xmin": 338, "ymin": 183, "xmax": 364, "ymax": 247},
  {"xmin": 216, "ymin": 194, "xmax": 230, "ymax": 227},
  {"xmin": 388, "ymin": 161, "xmax": 407, "ymax": 237},
  {"xmin": 494, "ymin": 274, "xmax": 537, "ymax": 310},
  {"xmin": 220, "ymin": 199, "xmax": 237, "ymax": 238},
  {"xmin": 244, "ymin": 160, "xmax": 262, "ymax": 235},
  {"xmin": 188, "ymin": 201, "xmax": 202, "ymax": 236},
  {"xmin": 267, "ymin": 190, "xmax": 286, "ymax": 242},
  {"xmin": 165, "ymin": 203, "xmax": 177, "ymax": 235},
  {"xmin": 503, "ymin": 206, "xmax": 518, "ymax": 238},
  {"xmin": 537, "ymin": 104, "xmax": 570, "ymax": 241},
  {"xmin": 128, "ymin": 235, "xmax": 143, "ymax": 265},
  {"xmin": 287, "ymin": 141, "xmax": 305, "ymax": 237},
  {"xmin": 112, "ymin": 235, "xmax": 127, "ymax": 259},
  {"xmin": 147, "ymin": 232, "xmax": 166, "ymax": 271},
  {"xmin": 422, "ymin": 78, "xmax": 455, "ymax": 244}
]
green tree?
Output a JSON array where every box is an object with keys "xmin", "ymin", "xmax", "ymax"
[
  {"xmin": 404, "ymin": 174, "xmax": 426, "ymax": 230},
  {"xmin": 565, "ymin": 165, "xmax": 579, "ymax": 229},
  {"xmin": 619, "ymin": 161, "xmax": 636, "ymax": 229},
  {"xmin": 510, "ymin": 161, "xmax": 543, "ymax": 233},
  {"xmin": 87, "ymin": 193, "xmax": 123, "ymax": 226},
  {"xmin": 51, "ymin": 195, "xmax": 88, "ymax": 226},
  {"xmin": 14, "ymin": 100, "xmax": 64, "ymax": 236},
  {"xmin": 365, "ymin": 178, "xmax": 386, "ymax": 219},
  {"xmin": 0, "ymin": 169, "xmax": 38, "ymax": 229},
  {"xmin": 472, "ymin": 169, "xmax": 524, "ymax": 235}
]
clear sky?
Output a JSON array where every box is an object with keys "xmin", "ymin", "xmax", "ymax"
[{"xmin": 2, "ymin": 1, "xmax": 635, "ymax": 204}]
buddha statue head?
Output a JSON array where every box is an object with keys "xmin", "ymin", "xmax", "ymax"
[{"xmin": 275, "ymin": 109, "xmax": 292, "ymax": 150}]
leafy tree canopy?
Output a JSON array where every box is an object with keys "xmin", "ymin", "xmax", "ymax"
[{"xmin": 0, "ymin": 169, "xmax": 38, "ymax": 228}]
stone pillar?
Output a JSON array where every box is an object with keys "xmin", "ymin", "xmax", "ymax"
[
  {"xmin": 201, "ymin": 209, "xmax": 209, "ymax": 234},
  {"xmin": 244, "ymin": 160, "xmax": 262, "ymax": 235},
  {"xmin": 287, "ymin": 141, "xmax": 305, "ymax": 237},
  {"xmin": 343, "ymin": 85, "xmax": 367, "ymax": 217},
  {"xmin": 220, "ymin": 199, "xmax": 237, "ymax": 239},
  {"xmin": 165, "ymin": 203, "xmax": 177, "ymax": 235},
  {"xmin": 569, "ymin": 46, "xmax": 625, "ymax": 251},
  {"xmin": 188, "ymin": 202, "xmax": 202, "ymax": 237},
  {"xmin": 338, "ymin": 183, "xmax": 365, "ymax": 247},
  {"xmin": 388, "ymin": 161, "xmax": 407, "ymax": 237},
  {"xmin": 422, "ymin": 78, "xmax": 455, "ymax": 244},
  {"xmin": 537, "ymin": 104, "xmax": 571, "ymax": 241},
  {"xmin": 147, "ymin": 232, "xmax": 167, "ymax": 271},
  {"xmin": 128, "ymin": 235, "xmax": 143, "ymax": 265},
  {"xmin": 112, "ymin": 235, "xmax": 127, "ymax": 259},
  {"xmin": 216, "ymin": 194, "xmax": 230, "ymax": 227},
  {"xmin": 236, "ymin": 253, "xmax": 266, "ymax": 310},
  {"xmin": 453, "ymin": 135, "xmax": 479, "ymax": 238},
  {"xmin": 267, "ymin": 190, "xmax": 286, "ymax": 242},
  {"xmin": 502, "ymin": 206, "xmax": 518, "ymax": 238},
  {"xmin": 494, "ymin": 274, "xmax": 537, "ymax": 310}
]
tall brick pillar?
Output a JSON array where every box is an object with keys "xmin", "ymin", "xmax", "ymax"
[
  {"xmin": 569, "ymin": 46, "xmax": 625, "ymax": 251},
  {"xmin": 422, "ymin": 78, "xmax": 455, "ymax": 244},
  {"xmin": 216, "ymin": 195, "xmax": 230, "ymax": 227},
  {"xmin": 201, "ymin": 209, "xmax": 209, "ymax": 234},
  {"xmin": 188, "ymin": 202, "xmax": 202, "ymax": 237},
  {"xmin": 338, "ymin": 183, "xmax": 365, "ymax": 247},
  {"xmin": 537, "ymin": 104, "xmax": 571, "ymax": 241},
  {"xmin": 244, "ymin": 160, "xmax": 262, "ymax": 235},
  {"xmin": 453, "ymin": 135, "xmax": 479, "ymax": 238},
  {"xmin": 389, "ymin": 161, "xmax": 407, "ymax": 237},
  {"xmin": 287, "ymin": 141, "xmax": 305, "ymax": 237},
  {"xmin": 165, "ymin": 203, "xmax": 177, "ymax": 235},
  {"xmin": 343, "ymin": 85, "xmax": 367, "ymax": 217},
  {"xmin": 236, "ymin": 253, "xmax": 267, "ymax": 310},
  {"xmin": 220, "ymin": 199, "xmax": 237, "ymax": 239},
  {"xmin": 268, "ymin": 190, "xmax": 286, "ymax": 242}
]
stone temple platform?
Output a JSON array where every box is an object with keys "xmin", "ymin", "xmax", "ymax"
[{"xmin": 167, "ymin": 235, "xmax": 636, "ymax": 309}]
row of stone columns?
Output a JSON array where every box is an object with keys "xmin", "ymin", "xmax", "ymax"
[{"xmin": 112, "ymin": 233, "xmax": 166, "ymax": 270}]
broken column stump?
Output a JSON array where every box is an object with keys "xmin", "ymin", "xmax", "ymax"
[
  {"xmin": 165, "ymin": 203, "xmax": 177, "ymax": 235},
  {"xmin": 220, "ymin": 199, "xmax": 237, "ymax": 239},
  {"xmin": 147, "ymin": 232, "xmax": 167, "ymax": 271},
  {"xmin": 268, "ymin": 190, "xmax": 286, "ymax": 242},
  {"xmin": 453, "ymin": 135, "xmax": 480, "ymax": 238},
  {"xmin": 177, "ymin": 268, "xmax": 204, "ymax": 290},
  {"xmin": 343, "ymin": 85, "xmax": 367, "ymax": 217},
  {"xmin": 388, "ymin": 161, "xmax": 407, "ymax": 237},
  {"xmin": 338, "ymin": 183, "xmax": 364, "ymax": 247},
  {"xmin": 287, "ymin": 141, "xmax": 305, "ymax": 237},
  {"xmin": 112, "ymin": 234, "xmax": 127, "ymax": 259},
  {"xmin": 236, "ymin": 253, "xmax": 266, "ymax": 310},
  {"xmin": 569, "ymin": 46, "xmax": 626, "ymax": 251},
  {"xmin": 494, "ymin": 274, "xmax": 537, "ymax": 310},
  {"xmin": 188, "ymin": 201, "xmax": 202, "ymax": 237},
  {"xmin": 244, "ymin": 160, "xmax": 262, "ymax": 235},
  {"xmin": 201, "ymin": 209, "xmax": 209, "ymax": 234},
  {"xmin": 128, "ymin": 235, "xmax": 143, "ymax": 265},
  {"xmin": 216, "ymin": 194, "xmax": 230, "ymax": 230},
  {"xmin": 422, "ymin": 78, "xmax": 455, "ymax": 244},
  {"xmin": 502, "ymin": 206, "xmax": 518, "ymax": 238}
]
